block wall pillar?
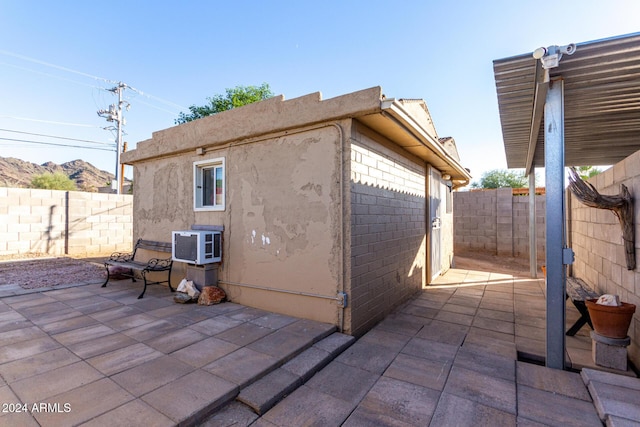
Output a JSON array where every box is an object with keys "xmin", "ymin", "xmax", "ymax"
[{"xmin": 496, "ymin": 188, "xmax": 513, "ymax": 257}]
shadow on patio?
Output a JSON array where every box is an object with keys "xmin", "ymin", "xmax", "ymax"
[{"xmin": 430, "ymin": 253, "xmax": 598, "ymax": 370}]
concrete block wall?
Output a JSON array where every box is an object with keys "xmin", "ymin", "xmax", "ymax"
[
  {"xmin": 454, "ymin": 189, "xmax": 546, "ymax": 260},
  {"xmin": 513, "ymin": 195, "xmax": 546, "ymax": 259},
  {"xmin": 569, "ymin": 150, "xmax": 640, "ymax": 368},
  {"xmin": 0, "ymin": 187, "xmax": 133, "ymax": 257},
  {"xmin": 497, "ymin": 188, "xmax": 514, "ymax": 256},
  {"xmin": 453, "ymin": 189, "xmax": 497, "ymax": 253},
  {"xmin": 348, "ymin": 132, "xmax": 426, "ymax": 336}
]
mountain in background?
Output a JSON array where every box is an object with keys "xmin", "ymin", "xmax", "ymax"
[{"xmin": 0, "ymin": 157, "xmax": 128, "ymax": 192}]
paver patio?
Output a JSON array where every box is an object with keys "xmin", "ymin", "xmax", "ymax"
[
  {"xmin": 0, "ymin": 278, "xmax": 343, "ymax": 426},
  {"xmin": 208, "ymin": 260, "xmax": 639, "ymax": 426},
  {"xmin": 1, "ymin": 257, "xmax": 639, "ymax": 426}
]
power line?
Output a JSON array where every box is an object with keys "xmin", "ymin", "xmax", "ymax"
[
  {"xmin": 0, "ymin": 50, "xmax": 117, "ymax": 84},
  {"xmin": 0, "ymin": 116, "xmax": 101, "ymax": 128},
  {"xmin": 0, "ymin": 50, "xmax": 186, "ymax": 113},
  {"xmin": 0, "ymin": 128, "xmax": 114, "ymax": 146},
  {"xmin": 0, "ymin": 61, "xmax": 109, "ymax": 91},
  {"xmin": 127, "ymin": 87, "xmax": 186, "ymax": 111},
  {"xmin": 126, "ymin": 96, "xmax": 181, "ymax": 116},
  {"xmin": 0, "ymin": 137, "xmax": 116, "ymax": 152}
]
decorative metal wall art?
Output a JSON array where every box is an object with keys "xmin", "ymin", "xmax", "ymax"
[{"xmin": 568, "ymin": 167, "xmax": 635, "ymax": 270}]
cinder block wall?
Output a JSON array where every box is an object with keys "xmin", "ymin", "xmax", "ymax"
[
  {"xmin": 454, "ymin": 188, "xmax": 546, "ymax": 260},
  {"xmin": 513, "ymin": 195, "xmax": 546, "ymax": 259},
  {"xmin": 348, "ymin": 126, "xmax": 426, "ymax": 336},
  {"xmin": 453, "ymin": 189, "xmax": 497, "ymax": 253},
  {"xmin": 0, "ymin": 188, "xmax": 133, "ymax": 257},
  {"xmin": 570, "ymin": 150, "xmax": 640, "ymax": 368}
]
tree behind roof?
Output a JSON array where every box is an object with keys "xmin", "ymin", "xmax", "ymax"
[
  {"xmin": 471, "ymin": 169, "xmax": 529, "ymax": 189},
  {"xmin": 175, "ymin": 83, "xmax": 274, "ymax": 124}
]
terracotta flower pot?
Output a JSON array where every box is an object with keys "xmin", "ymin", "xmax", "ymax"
[{"xmin": 585, "ymin": 299, "xmax": 636, "ymax": 339}]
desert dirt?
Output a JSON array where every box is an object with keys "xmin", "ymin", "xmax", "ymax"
[
  {"xmin": 0, "ymin": 255, "xmax": 107, "ymax": 290},
  {"xmin": 453, "ymin": 251, "xmax": 536, "ymax": 275}
]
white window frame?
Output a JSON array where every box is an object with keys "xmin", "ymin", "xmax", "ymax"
[{"xmin": 194, "ymin": 157, "xmax": 225, "ymax": 211}]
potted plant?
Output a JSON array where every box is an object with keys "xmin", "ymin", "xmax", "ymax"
[{"xmin": 585, "ymin": 295, "xmax": 636, "ymax": 339}]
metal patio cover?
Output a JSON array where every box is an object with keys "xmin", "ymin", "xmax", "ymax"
[{"xmin": 493, "ymin": 32, "xmax": 640, "ymax": 173}]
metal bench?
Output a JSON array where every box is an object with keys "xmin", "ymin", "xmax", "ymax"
[
  {"xmin": 565, "ymin": 276, "xmax": 600, "ymax": 336},
  {"xmin": 102, "ymin": 239, "xmax": 174, "ymax": 299}
]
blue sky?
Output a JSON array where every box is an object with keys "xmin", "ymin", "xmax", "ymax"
[{"xmin": 1, "ymin": 1, "xmax": 638, "ymax": 183}]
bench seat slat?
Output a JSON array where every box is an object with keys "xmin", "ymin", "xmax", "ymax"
[
  {"xmin": 104, "ymin": 260, "xmax": 149, "ymax": 271},
  {"xmin": 136, "ymin": 240, "xmax": 172, "ymax": 252},
  {"xmin": 566, "ymin": 277, "xmax": 599, "ymax": 301}
]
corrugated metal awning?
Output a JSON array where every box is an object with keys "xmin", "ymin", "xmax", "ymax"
[{"xmin": 494, "ymin": 32, "xmax": 640, "ymax": 172}]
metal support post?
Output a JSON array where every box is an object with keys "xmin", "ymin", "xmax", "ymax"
[
  {"xmin": 529, "ymin": 171, "xmax": 537, "ymax": 278},
  {"xmin": 544, "ymin": 78, "xmax": 566, "ymax": 369}
]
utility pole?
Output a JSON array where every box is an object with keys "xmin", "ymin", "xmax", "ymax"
[
  {"xmin": 97, "ymin": 82, "xmax": 128, "ymax": 194},
  {"xmin": 120, "ymin": 141, "xmax": 127, "ymax": 194}
]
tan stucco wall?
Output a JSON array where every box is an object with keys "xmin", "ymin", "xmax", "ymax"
[
  {"xmin": 123, "ymin": 88, "xmax": 383, "ymax": 166},
  {"xmin": 131, "ymin": 125, "xmax": 344, "ymax": 326},
  {"xmin": 570, "ymin": 150, "xmax": 640, "ymax": 368}
]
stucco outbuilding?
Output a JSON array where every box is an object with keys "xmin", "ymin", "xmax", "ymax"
[{"xmin": 122, "ymin": 86, "xmax": 471, "ymax": 336}]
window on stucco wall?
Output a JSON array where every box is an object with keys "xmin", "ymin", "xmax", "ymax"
[{"xmin": 194, "ymin": 157, "xmax": 225, "ymax": 211}]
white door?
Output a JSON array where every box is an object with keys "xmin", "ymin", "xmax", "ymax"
[{"xmin": 429, "ymin": 167, "xmax": 443, "ymax": 281}]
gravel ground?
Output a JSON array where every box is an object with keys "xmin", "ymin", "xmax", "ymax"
[
  {"xmin": 0, "ymin": 256, "xmax": 107, "ymax": 290},
  {"xmin": 0, "ymin": 251, "xmax": 537, "ymax": 292}
]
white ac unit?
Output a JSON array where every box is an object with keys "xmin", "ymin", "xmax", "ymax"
[{"xmin": 172, "ymin": 230, "xmax": 221, "ymax": 265}]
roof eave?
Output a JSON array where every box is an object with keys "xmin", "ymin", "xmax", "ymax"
[{"xmin": 379, "ymin": 99, "xmax": 472, "ymax": 187}]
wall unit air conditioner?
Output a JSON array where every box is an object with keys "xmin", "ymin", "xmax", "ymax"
[{"xmin": 172, "ymin": 230, "xmax": 221, "ymax": 265}]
